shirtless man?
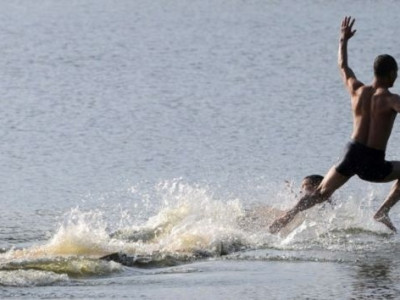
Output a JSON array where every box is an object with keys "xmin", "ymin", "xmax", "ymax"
[{"xmin": 269, "ymin": 16, "xmax": 400, "ymax": 234}]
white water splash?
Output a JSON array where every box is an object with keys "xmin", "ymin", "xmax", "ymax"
[
  {"xmin": 1, "ymin": 179, "xmax": 397, "ymax": 285},
  {"xmin": 0, "ymin": 269, "xmax": 68, "ymax": 287}
]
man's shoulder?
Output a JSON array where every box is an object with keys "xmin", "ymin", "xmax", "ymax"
[
  {"xmin": 371, "ymin": 87, "xmax": 398, "ymax": 98},
  {"xmin": 375, "ymin": 91, "xmax": 400, "ymax": 111},
  {"xmin": 382, "ymin": 90, "xmax": 400, "ymax": 101},
  {"xmin": 353, "ymin": 84, "xmax": 370, "ymax": 94},
  {"xmin": 389, "ymin": 93, "xmax": 400, "ymax": 104},
  {"xmin": 390, "ymin": 91, "xmax": 400, "ymax": 98},
  {"xmin": 358, "ymin": 85, "xmax": 372, "ymax": 92},
  {"xmin": 352, "ymin": 85, "xmax": 373, "ymax": 98},
  {"xmin": 386, "ymin": 93, "xmax": 400, "ymax": 113}
]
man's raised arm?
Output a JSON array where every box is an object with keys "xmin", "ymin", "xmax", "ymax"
[{"xmin": 338, "ymin": 16, "xmax": 363, "ymax": 94}]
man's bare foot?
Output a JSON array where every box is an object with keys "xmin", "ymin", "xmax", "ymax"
[{"xmin": 374, "ymin": 211, "xmax": 397, "ymax": 233}]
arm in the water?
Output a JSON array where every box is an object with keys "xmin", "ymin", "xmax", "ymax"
[
  {"xmin": 269, "ymin": 193, "xmax": 324, "ymax": 234},
  {"xmin": 338, "ymin": 16, "xmax": 363, "ymax": 94},
  {"xmin": 270, "ymin": 165, "xmax": 350, "ymax": 233}
]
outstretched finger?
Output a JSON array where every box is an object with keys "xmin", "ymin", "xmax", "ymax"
[{"xmin": 349, "ymin": 18, "xmax": 355, "ymax": 28}]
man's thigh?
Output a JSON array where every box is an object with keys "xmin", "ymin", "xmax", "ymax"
[{"xmin": 318, "ymin": 166, "xmax": 350, "ymax": 197}]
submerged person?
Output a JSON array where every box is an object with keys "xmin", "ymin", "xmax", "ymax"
[
  {"xmin": 241, "ymin": 175, "xmax": 324, "ymax": 233},
  {"xmin": 301, "ymin": 175, "xmax": 324, "ymax": 195},
  {"xmin": 270, "ymin": 16, "xmax": 400, "ymax": 234}
]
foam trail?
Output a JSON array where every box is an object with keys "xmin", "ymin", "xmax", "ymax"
[
  {"xmin": 0, "ymin": 269, "xmax": 68, "ymax": 287},
  {"xmin": 110, "ymin": 181, "xmax": 249, "ymax": 256},
  {"xmin": 1, "ymin": 179, "xmax": 397, "ymax": 283}
]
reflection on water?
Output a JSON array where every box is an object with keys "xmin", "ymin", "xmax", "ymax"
[{"xmin": 352, "ymin": 259, "xmax": 400, "ymax": 299}]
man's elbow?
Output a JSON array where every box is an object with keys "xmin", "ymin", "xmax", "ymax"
[
  {"xmin": 338, "ymin": 66, "xmax": 347, "ymax": 81},
  {"xmin": 338, "ymin": 60, "xmax": 346, "ymax": 70}
]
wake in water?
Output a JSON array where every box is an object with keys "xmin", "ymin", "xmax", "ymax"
[{"xmin": 0, "ymin": 179, "xmax": 396, "ymax": 286}]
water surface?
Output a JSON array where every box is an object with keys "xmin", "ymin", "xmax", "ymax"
[{"xmin": 2, "ymin": 0, "xmax": 400, "ymax": 299}]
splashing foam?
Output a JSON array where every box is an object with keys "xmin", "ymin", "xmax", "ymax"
[
  {"xmin": 112, "ymin": 180, "xmax": 249, "ymax": 256},
  {"xmin": 277, "ymin": 185, "xmax": 396, "ymax": 250},
  {"xmin": 0, "ymin": 269, "xmax": 68, "ymax": 287},
  {"xmin": 3, "ymin": 208, "xmax": 113, "ymax": 260},
  {"xmin": 3, "ymin": 180, "xmax": 396, "ymax": 263},
  {"xmin": 2, "ymin": 181, "xmax": 250, "ymax": 261},
  {"xmin": 46, "ymin": 208, "xmax": 112, "ymax": 256}
]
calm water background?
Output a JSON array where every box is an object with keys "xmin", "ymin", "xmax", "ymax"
[{"xmin": 2, "ymin": 0, "xmax": 400, "ymax": 299}]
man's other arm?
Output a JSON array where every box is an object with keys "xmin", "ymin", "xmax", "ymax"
[{"xmin": 389, "ymin": 95, "xmax": 400, "ymax": 113}]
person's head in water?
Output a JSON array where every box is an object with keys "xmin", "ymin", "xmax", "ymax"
[
  {"xmin": 374, "ymin": 54, "xmax": 398, "ymax": 87},
  {"xmin": 301, "ymin": 174, "xmax": 324, "ymax": 195}
]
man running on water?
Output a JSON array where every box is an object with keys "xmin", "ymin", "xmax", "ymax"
[{"xmin": 269, "ymin": 16, "xmax": 400, "ymax": 234}]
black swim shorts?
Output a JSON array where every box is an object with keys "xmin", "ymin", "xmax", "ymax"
[{"xmin": 335, "ymin": 140, "xmax": 393, "ymax": 182}]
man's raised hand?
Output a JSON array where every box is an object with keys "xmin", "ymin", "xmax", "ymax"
[{"xmin": 341, "ymin": 16, "xmax": 356, "ymax": 41}]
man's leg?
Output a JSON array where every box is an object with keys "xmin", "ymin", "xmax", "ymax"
[
  {"xmin": 269, "ymin": 166, "xmax": 350, "ymax": 234},
  {"xmin": 374, "ymin": 161, "xmax": 400, "ymax": 232}
]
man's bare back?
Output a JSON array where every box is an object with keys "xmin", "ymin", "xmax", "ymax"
[
  {"xmin": 365, "ymin": 89, "xmax": 399, "ymax": 149},
  {"xmin": 351, "ymin": 85, "xmax": 398, "ymax": 151},
  {"xmin": 269, "ymin": 17, "xmax": 400, "ymax": 234}
]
